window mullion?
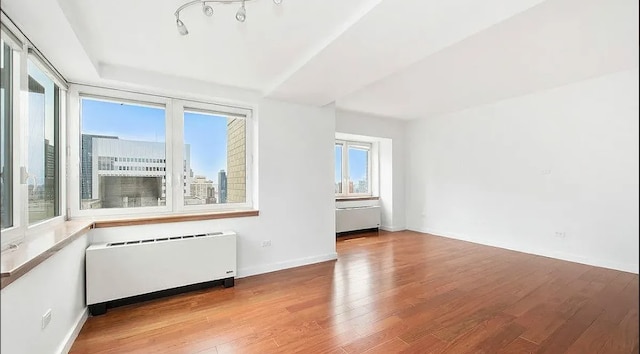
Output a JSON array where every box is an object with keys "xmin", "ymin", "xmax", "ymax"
[
  {"xmin": 170, "ymin": 99, "xmax": 184, "ymax": 212},
  {"xmin": 343, "ymin": 143, "xmax": 349, "ymax": 196}
]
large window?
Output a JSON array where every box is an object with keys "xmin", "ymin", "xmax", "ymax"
[
  {"xmin": 1, "ymin": 21, "xmax": 65, "ymax": 247},
  {"xmin": 71, "ymin": 88, "xmax": 252, "ymax": 217},
  {"xmin": 335, "ymin": 140, "xmax": 371, "ymax": 196}
]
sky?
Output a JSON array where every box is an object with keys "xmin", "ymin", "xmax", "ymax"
[
  {"xmin": 335, "ymin": 145, "xmax": 368, "ymax": 184},
  {"xmin": 82, "ymin": 98, "xmax": 228, "ymax": 181}
]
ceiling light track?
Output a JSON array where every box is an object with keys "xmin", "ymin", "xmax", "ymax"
[{"xmin": 174, "ymin": 0, "xmax": 282, "ymax": 35}]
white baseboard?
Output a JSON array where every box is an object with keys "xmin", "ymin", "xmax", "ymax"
[
  {"xmin": 380, "ymin": 225, "xmax": 406, "ymax": 232},
  {"xmin": 57, "ymin": 308, "xmax": 88, "ymax": 354},
  {"xmin": 238, "ymin": 252, "xmax": 338, "ymax": 278},
  {"xmin": 417, "ymin": 227, "xmax": 639, "ymax": 274}
]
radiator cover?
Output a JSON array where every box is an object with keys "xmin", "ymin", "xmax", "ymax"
[
  {"xmin": 336, "ymin": 206, "xmax": 381, "ymax": 233},
  {"xmin": 86, "ymin": 231, "xmax": 236, "ymax": 306}
]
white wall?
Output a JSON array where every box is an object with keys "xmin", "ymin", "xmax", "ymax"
[
  {"xmin": 1, "ymin": 235, "xmax": 88, "ymax": 354},
  {"xmin": 406, "ymin": 68, "xmax": 639, "ymax": 273},
  {"xmin": 335, "ymin": 110, "xmax": 406, "ymax": 231},
  {"xmin": 90, "ymin": 97, "xmax": 338, "ymax": 277}
]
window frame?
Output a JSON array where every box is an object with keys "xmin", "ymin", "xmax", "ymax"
[
  {"xmin": 1, "ymin": 15, "xmax": 67, "ymax": 248},
  {"xmin": 174, "ymin": 99, "xmax": 253, "ymax": 213},
  {"xmin": 335, "ymin": 139, "xmax": 373, "ymax": 197},
  {"xmin": 67, "ymin": 85, "xmax": 254, "ymax": 219}
]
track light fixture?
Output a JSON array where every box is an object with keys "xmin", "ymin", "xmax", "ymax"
[
  {"xmin": 174, "ymin": 0, "xmax": 282, "ymax": 35},
  {"xmin": 235, "ymin": 1, "xmax": 247, "ymax": 22},
  {"xmin": 176, "ymin": 18, "xmax": 189, "ymax": 36}
]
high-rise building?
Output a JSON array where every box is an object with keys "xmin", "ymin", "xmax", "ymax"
[
  {"xmin": 190, "ymin": 175, "xmax": 214, "ymax": 203},
  {"xmin": 81, "ymin": 134, "xmax": 118, "ymax": 199},
  {"xmin": 218, "ymin": 169, "xmax": 227, "ymax": 204},
  {"xmin": 80, "ymin": 134, "xmax": 191, "ymax": 209}
]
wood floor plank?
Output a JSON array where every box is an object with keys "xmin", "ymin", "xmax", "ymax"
[{"xmin": 69, "ymin": 231, "xmax": 639, "ymax": 354}]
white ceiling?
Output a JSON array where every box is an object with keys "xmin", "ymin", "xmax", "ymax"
[{"xmin": 1, "ymin": 0, "xmax": 638, "ymax": 119}]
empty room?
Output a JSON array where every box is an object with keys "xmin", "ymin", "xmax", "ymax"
[{"xmin": 0, "ymin": 0, "xmax": 638, "ymax": 353}]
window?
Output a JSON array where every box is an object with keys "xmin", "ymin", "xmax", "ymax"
[
  {"xmin": 69, "ymin": 87, "xmax": 253, "ymax": 217},
  {"xmin": 335, "ymin": 140, "xmax": 372, "ymax": 196},
  {"xmin": 183, "ymin": 109, "xmax": 246, "ymax": 206},
  {"xmin": 1, "ymin": 39, "xmax": 13, "ymax": 229},
  {"xmin": 27, "ymin": 59, "xmax": 60, "ymax": 223},
  {"xmin": 80, "ymin": 97, "xmax": 166, "ymax": 210},
  {"xmin": 1, "ymin": 20, "xmax": 66, "ymax": 247}
]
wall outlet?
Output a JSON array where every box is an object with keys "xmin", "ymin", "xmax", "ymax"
[
  {"xmin": 261, "ymin": 240, "xmax": 272, "ymax": 247},
  {"xmin": 42, "ymin": 309, "xmax": 52, "ymax": 329},
  {"xmin": 554, "ymin": 232, "xmax": 566, "ymax": 239}
]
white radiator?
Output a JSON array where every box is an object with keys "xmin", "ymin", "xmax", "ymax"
[
  {"xmin": 336, "ymin": 206, "xmax": 381, "ymax": 233},
  {"xmin": 86, "ymin": 231, "xmax": 236, "ymax": 313}
]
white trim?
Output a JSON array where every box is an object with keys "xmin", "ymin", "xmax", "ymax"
[
  {"xmin": 0, "ymin": 12, "xmax": 24, "ymax": 50},
  {"xmin": 57, "ymin": 308, "xmax": 88, "ymax": 354},
  {"xmin": 237, "ymin": 252, "xmax": 338, "ymax": 278},
  {"xmin": 380, "ymin": 225, "xmax": 404, "ymax": 232}
]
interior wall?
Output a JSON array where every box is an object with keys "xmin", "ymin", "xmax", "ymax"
[
  {"xmin": 405, "ymin": 68, "xmax": 639, "ymax": 273},
  {"xmin": 1, "ymin": 235, "xmax": 88, "ymax": 354},
  {"xmin": 335, "ymin": 110, "xmax": 406, "ymax": 231}
]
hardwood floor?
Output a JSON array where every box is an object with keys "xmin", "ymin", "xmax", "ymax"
[{"xmin": 70, "ymin": 231, "xmax": 639, "ymax": 353}]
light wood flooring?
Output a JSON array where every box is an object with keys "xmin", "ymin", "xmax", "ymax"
[{"xmin": 70, "ymin": 230, "xmax": 639, "ymax": 353}]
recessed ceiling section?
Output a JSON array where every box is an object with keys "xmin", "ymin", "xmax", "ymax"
[
  {"xmin": 265, "ymin": 0, "xmax": 546, "ymax": 106},
  {"xmin": 56, "ymin": 0, "xmax": 376, "ymax": 91},
  {"xmin": 336, "ymin": 0, "xmax": 639, "ymax": 120}
]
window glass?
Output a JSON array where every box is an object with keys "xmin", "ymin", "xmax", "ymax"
[
  {"xmin": 348, "ymin": 146, "xmax": 369, "ymax": 194},
  {"xmin": 183, "ymin": 110, "xmax": 246, "ymax": 205},
  {"xmin": 80, "ymin": 97, "xmax": 166, "ymax": 209},
  {"xmin": 1, "ymin": 40, "xmax": 12, "ymax": 228},
  {"xmin": 27, "ymin": 59, "xmax": 59, "ymax": 223}
]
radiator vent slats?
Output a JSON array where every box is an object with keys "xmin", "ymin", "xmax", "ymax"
[{"xmin": 107, "ymin": 232, "xmax": 224, "ymax": 247}]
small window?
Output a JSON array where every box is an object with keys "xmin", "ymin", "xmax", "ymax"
[{"xmin": 335, "ymin": 140, "xmax": 372, "ymax": 197}]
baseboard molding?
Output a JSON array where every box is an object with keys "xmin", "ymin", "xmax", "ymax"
[
  {"xmin": 417, "ymin": 228, "xmax": 639, "ymax": 274},
  {"xmin": 380, "ymin": 225, "xmax": 406, "ymax": 232},
  {"xmin": 57, "ymin": 308, "xmax": 88, "ymax": 354},
  {"xmin": 237, "ymin": 252, "xmax": 338, "ymax": 278}
]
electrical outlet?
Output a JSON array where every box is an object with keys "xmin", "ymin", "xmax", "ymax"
[
  {"xmin": 42, "ymin": 309, "xmax": 52, "ymax": 329},
  {"xmin": 261, "ymin": 240, "xmax": 271, "ymax": 247},
  {"xmin": 554, "ymin": 232, "xmax": 566, "ymax": 239}
]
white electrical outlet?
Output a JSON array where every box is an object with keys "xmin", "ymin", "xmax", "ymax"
[
  {"xmin": 42, "ymin": 309, "xmax": 52, "ymax": 329},
  {"xmin": 261, "ymin": 240, "xmax": 271, "ymax": 247},
  {"xmin": 554, "ymin": 232, "xmax": 566, "ymax": 239}
]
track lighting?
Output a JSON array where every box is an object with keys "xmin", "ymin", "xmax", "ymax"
[
  {"xmin": 202, "ymin": 3, "xmax": 214, "ymax": 16},
  {"xmin": 174, "ymin": 0, "xmax": 282, "ymax": 35},
  {"xmin": 176, "ymin": 18, "xmax": 189, "ymax": 36},
  {"xmin": 235, "ymin": 1, "xmax": 246, "ymax": 22}
]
